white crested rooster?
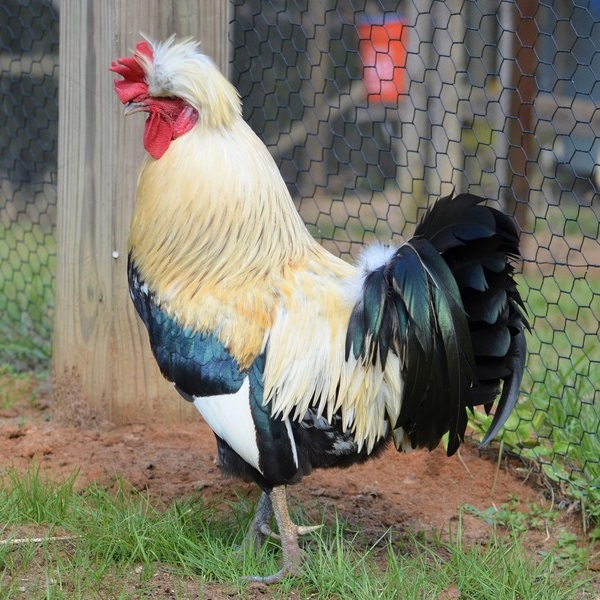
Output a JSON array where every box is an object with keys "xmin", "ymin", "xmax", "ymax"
[{"xmin": 111, "ymin": 37, "xmax": 528, "ymax": 582}]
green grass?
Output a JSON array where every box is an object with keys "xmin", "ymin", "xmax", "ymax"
[{"xmin": 0, "ymin": 468, "xmax": 593, "ymax": 599}]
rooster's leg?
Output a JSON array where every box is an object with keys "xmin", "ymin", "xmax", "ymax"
[
  {"xmin": 244, "ymin": 491, "xmax": 273, "ymax": 551},
  {"xmin": 244, "ymin": 485, "xmax": 322, "ymax": 583}
]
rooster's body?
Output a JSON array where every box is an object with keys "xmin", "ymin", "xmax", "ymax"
[{"xmin": 112, "ymin": 37, "xmax": 528, "ymax": 582}]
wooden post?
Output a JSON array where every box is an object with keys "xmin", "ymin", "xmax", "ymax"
[
  {"xmin": 53, "ymin": 2, "xmax": 229, "ymax": 423},
  {"xmin": 504, "ymin": 0, "xmax": 537, "ymax": 230}
]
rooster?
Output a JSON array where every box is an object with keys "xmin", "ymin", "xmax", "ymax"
[{"xmin": 111, "ymin": 37, "xmax": 528, "ymax": 583}]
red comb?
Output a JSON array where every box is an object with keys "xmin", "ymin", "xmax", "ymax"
[{"xmin": 110, "ymin": 41, "xmax": 154, "ymax": 104}]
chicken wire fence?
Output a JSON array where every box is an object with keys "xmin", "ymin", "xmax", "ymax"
[
  {"xmin": 231, "ymin": 0, "xmax": 600, "ymax": 510},
  {"xmin": 1, "ymin": 2, "xmax": 599, "ymax": 509},
  {"xmin": 0, "ymin": 0, "xmax": 58, "ymax": 369}
]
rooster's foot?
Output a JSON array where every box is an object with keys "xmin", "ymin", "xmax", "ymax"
[
  {"xmin": 244, "ymin": 490, "xmax": 322, "ymax": 550},
  {"xmin": 243, "ymin": 485, "xmax": 320, "ymax": 583}
]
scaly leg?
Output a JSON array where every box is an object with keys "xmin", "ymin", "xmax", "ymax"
[
  {"xmin": 243, "ymin": 491, "xmax": 273, "ymax": 551},
  {"xmin": 244, "ymin": 485, "xmax": 322, "ymax": 584}
]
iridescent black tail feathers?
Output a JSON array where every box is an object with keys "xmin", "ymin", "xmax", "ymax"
[{"xmin": 347, "ymin": 193, "xmax": 528, "ymax": 456}]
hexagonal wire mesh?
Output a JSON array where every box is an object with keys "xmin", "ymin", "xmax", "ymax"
[
  {"xmin": 1, "ymin": 1, "xmax": 598, "ymax": 508},
  {"xmin": 230, "ymin": 0, "xmax": 599, "ymax": 506},
  {"xmin": 0, "ymin": 0, "xmax": 58, "ymax": 369}
]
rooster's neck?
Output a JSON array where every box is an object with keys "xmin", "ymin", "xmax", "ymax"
[{"xmin": 127, "ymin": 117, "xmax": 322, "ymax": 364}]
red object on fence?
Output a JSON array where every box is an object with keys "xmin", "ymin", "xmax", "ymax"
[{"xmin": 358, "ymin": 15, "xmax": 408, "ymax": 104}]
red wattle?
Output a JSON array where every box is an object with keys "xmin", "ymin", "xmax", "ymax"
[
  {"xmin": 143, "ymin": 100, "xmax": 198, "ymax": 159},
  {"xmin": 144, "ymin": 112, "xmax": 173, "ymax": 160}
]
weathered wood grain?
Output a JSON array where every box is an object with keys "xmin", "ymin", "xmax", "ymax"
[{"xmin": 54, "ymin": 1, "xmax": 229, "ymax": 423}]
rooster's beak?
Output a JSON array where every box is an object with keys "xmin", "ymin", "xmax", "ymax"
[{"xmin": 123, "ymin": 102, "xmax": 147, "ymax": 116}]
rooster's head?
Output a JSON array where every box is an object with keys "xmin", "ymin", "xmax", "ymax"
[{"xmin": 111, "ymin": 36, "xmax": 240, "ymax": 158}]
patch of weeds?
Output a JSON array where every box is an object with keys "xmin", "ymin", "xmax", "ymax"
[
  {"xmin": 0, "ymin": 365, "xmax": 39, "ymax": 410},
  {"xmin": 551, "ymin": 530, "xmax": 590, "ymax": 566},
  {"xmin": 463, "ymin": 496, "xmax": 595, "ymax": 578},
  {"xmin": 464, "ymin": 494, "xmax": 557, "ymax": 534}
]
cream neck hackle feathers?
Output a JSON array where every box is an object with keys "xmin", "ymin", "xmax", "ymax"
[{"xmin": 128, "ymin": 36, "xmax": 337, "ymax": 362}]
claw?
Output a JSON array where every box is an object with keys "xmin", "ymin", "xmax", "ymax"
[
  {"xmin": 296, "ymin": 524, "xmax": 323, "ymax": 536},
  {"xmin": 258, "ymin": 522, "xmax": 322, "ymax": 540},
  {"xmin": 243, "ymin": 561, "xmax": 300, "ymax": 584},
  {"xmin": 258, "ymin": 523, "xmax": 279, "ymax": 539}
]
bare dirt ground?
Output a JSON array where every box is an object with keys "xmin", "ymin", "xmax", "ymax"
[
  {"xmin": 0, "ymin": 392, "xmax": 594, "ymax": 598},
  {"xmin": 1, "ymin": 417, "xmax": 538, "ymax": 536}
]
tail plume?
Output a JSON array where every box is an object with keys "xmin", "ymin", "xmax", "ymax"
[{"xmin": 347, "ymin": 193, "xmax": 528, "ymax": 455}]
